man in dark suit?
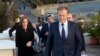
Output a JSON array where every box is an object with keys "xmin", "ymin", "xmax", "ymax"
[
  {"xmin": 68, "ymin": 13, "xmax": 86, "ymax": 52},
  {"xmin": 79, "ymin": 25, "xmax": 86, "ymax": 53},
  {"xmin": 41, "ymin": 15, "xmax": 54, "ymax": 46},
  {"xmin": 45, "ymin": 6, "xmax": 84, "ymax": 56}
]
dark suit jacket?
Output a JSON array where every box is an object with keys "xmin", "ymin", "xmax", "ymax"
[
  {"xmin": 45, "ymin": 21, "xmax": 83, "ymax": 56},
  {"xmin": 79, "ymin": 25, "xmax": 86, "ymax": 51},
  {"xmin": 41, "ymin": 23, "xmax": 49, "ymax": 46}
]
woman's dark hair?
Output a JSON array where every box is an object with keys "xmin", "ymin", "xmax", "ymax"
[{"xmin": 19, "ymin": 15, "xmax": 30, "ymax": 28}]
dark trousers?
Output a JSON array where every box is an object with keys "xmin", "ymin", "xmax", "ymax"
[
  {"xmin": 63, "ymin": 53, "xmax": 65, "ymax": 56},
  {"xmin": 18, "ymin": 47, "xmax": 36, "ymax": 56}
]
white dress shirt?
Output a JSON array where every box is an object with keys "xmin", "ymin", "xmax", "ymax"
[
  {"xmin": 59, "ymin": 20, "xmax": 68, "ymax": 38},
  {"xmin": 34, "ymin": 31, "xmax": 39, "ymax": 43}
]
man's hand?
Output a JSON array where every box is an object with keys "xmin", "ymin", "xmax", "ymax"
[
  {"xmin": 26, "ymin": 41, "xmax": 32, "ymax": 47},
  {"xmin": 45, "ymin": 32, "xmax": 49, "ymax": 36},
  {"xmin": 81, "ymin": 51, "xmax": 86, "ymax": 56},
  {"xmin": 40, "ymin": 43, "xmax": 44, "ymax": 47}
]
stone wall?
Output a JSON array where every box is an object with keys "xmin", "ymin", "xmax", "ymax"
[
  {"xmin": 31, "ymin": 3, "xmax": 68, "ymax": 17},
  {"xmin": 31, "ymin": 1, "xmax": 100, "ymax": 17}
]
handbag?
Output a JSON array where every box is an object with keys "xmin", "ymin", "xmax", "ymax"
[
  {"xmin": 81, "ymin": 51, "xmax": 87, "ymax": 56},
  {"xmin": 81, "ymin": 54, "xmax": 88, "ymax": 56},
  {"xmin": 34, "ymin": 31, "xmax": 39, "ymax": 43},
  {"xmin": 32, "ymin": 42, "xmax": 42, "ymax": 54}
]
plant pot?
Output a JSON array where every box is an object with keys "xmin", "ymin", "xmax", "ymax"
[{"xmin": 90, "ymin": 37, "xmax": 99, "ymax": 45}]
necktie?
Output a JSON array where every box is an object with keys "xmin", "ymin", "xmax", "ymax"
[{"xmin": 62, "ymin": 24, "xmax": 66, "ymax": 43}]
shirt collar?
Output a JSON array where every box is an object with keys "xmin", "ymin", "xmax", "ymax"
[{"xmin": 59, "ymin": 20, "xmax": 68, "ymax": 26}]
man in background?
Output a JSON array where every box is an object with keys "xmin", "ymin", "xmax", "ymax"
[{"xmin": 41, "ymin": 15, "xmax": 54, "ymax": 46}]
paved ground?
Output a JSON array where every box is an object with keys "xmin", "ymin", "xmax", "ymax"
[
  {"xmin": 38, "ymin": 45, "xmax": 100, "ymax": 56},
  {"xmin": 86, "ymin": 45, "xmax": 100, "ymax": 56}
]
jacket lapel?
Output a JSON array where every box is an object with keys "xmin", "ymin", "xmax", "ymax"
[
  {"xmin": 56, "ymin": 21, "xmax": 62, "ymax": 38},
  {"xmin": 55, "ymin": 21, "xmax": 72, "ymax": 39}
]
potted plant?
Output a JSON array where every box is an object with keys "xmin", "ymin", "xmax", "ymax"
[
  {"xmin": 88, "ymin": 27, "xmax": 99, "ymax": 45},
  {"xmin": 95, "ymin": 24, "xmax": 100, "ymax": 44},
  {"xmin": 87, "ymin": 21, "xmax": 100, "ymax": 45},
  {"xmin": 88, "ymin": 13, "xmax": 100, "ymax": 45},
  {"xmin": 92, "ymin": 13, "xmax": 100, "ymax": 45}
]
